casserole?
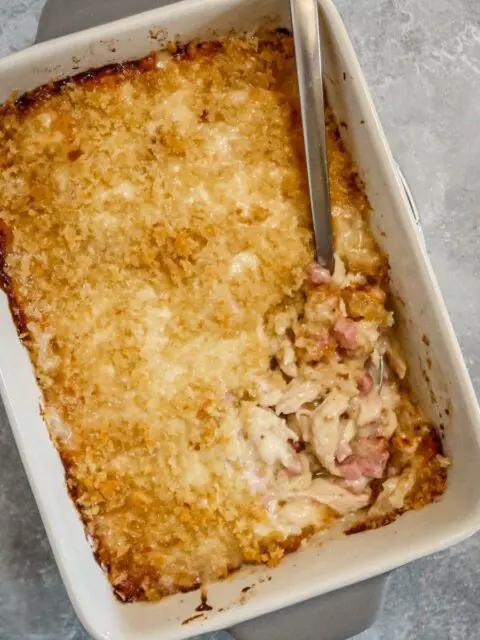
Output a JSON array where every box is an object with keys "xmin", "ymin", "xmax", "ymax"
[{"xmin": 1, "ymin": 0, "xmax": 479, "ymax": 638}]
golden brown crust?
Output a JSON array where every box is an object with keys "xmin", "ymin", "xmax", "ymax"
[{"xmin": 0, "ymin": 54, "xmax": 158, "ymax": 119}]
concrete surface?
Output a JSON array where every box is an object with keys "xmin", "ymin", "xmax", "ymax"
[{"xmin": 0, "ymin": 0, "xmax": 479, "ymax": 638}]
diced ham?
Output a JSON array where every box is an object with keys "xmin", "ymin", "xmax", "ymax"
[
  {"xmin": 334, "ymin": 316, "xmax": 357, "ymax": 349},
  {"xmin": 357, "ymin": 371, "xmax": 373, "ymax": 395},
  {"xmin": 337, "ymin": 457, "xmax": 363, "ymax": 481},
  {"xmin": 338, "ymin": 437, "xmax": 389, "ymax": 480},
  {"xmin": 309, "ymin": 264, "xmax": 332, "ymax": 285}
]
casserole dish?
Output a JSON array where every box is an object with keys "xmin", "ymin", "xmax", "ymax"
[{"xmin": 0, "ymin": 0, "xmax": 479, "ymax": 639}]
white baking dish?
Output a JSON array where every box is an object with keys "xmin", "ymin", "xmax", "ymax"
[{"xmin": 1, "ymin": 1, "xmax": 480, "ymax": 639}]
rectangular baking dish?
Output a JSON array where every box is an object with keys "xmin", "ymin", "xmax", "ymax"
[{"xmin": 1, "ymin": 1, "xmax": 480, "ymax": 639}]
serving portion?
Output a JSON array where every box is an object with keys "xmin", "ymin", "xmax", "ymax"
[{"xmin": 0, "ymin": 32, "xmax": 447, "ymax": 602}]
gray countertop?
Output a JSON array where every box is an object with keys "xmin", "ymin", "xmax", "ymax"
[{"xmin": 1, "ymin": 0, "xmax": 479, "ymax": 638}]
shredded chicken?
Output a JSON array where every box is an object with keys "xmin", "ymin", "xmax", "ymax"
[
  {"xmin": 310, "ymin": 391, "xmax": 351, "ymax": 475},
  {"xmin": 256, "ymin": 371, "xmax": 286, "ymax": 408},
  {"xmin": 294, "ymin": 477, "xmax": 371, "ymax": 516},
  {"xmin": 369, "ymin": 468, "xmax": 416, "ymax": 516},
  {"xmin": 247, "ymin": 406, "xmax": 300, "ymax": 472},
  {"xmin": 356, "ymin": 389, "xmax": 383, "ymax": 427},
  {"xmin": 277, "ymin": 339, "xmax": 298, "ymax": 378},
  {"xmin": 275, "ymin": 379, "xmax": 324, "ymax": 415},
  {"xmin": 336, "ymin": 420, "xmax": 356, "ymax": 462},
  {"xmin": 273, "ymin": 308, "xmax": 297, "ymax": 337}
]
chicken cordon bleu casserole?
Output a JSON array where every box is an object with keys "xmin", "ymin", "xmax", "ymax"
[{"xmin": 0, "ymin": 32, "xmax": 448, "ymax": 602}]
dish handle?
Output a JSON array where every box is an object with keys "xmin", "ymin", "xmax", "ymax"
[{"xmin": 229, "ymin": 574, "xmax": 389, "ymax": 640}]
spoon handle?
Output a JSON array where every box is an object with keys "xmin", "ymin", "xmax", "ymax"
[{"xmin": 290, "ymin": 0, "xmax": 334, "ymax": 270}]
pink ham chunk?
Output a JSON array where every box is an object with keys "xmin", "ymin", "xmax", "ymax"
[
  {"xmin": 337, "ymin": 457, "xmax": 363, "ymax": 481},
  {"xmin": 338, "ymin": 437, "xmax": 389, "ymax": 480},
  {"xmin": 309, "ymin": 264, "xmax": 332, "ymax": 285},
  {"xmin": 333, "ymin": 317, "xmax": 357, "ymax": 349},
  {"xmin": 357, "ymin": 372, "xmax": 374, "ymax": 395}
]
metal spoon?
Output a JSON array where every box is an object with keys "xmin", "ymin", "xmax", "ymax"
[
  {"xmin": 371, "ymin": 354, "xmax": 384, "ymax": 392},
  {"xmin": 290, "ymin": 0, "xmax": 384, "ymax": 387},
  {"xmin": 290, "ymin": 0, "xmax": 334, "ymax": 272}
]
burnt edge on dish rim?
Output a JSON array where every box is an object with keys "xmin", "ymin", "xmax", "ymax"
[{"xmin": 0, "ymin": 28, "xmax": 294, "ymax": 118}]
